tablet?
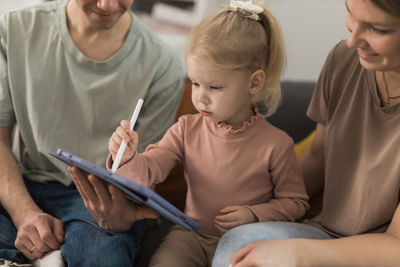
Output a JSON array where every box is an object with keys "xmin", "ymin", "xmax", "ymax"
[{"xmin": 50, "ymin": 148, "xmax": 199, "ymax": 231}]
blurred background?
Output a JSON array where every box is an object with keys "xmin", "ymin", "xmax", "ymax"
[{"xmin": 1, "ymin": 0, "xmax": 348, "ymax": 81}]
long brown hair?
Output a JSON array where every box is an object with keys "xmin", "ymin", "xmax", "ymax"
[{"xmin": 369, "ymin": 0, "xmax": 400, "ymax": 17}]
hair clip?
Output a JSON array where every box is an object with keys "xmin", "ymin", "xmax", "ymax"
[{"xmin": 224, "ymin": 0, "xmax": 264, "ymax": 21}]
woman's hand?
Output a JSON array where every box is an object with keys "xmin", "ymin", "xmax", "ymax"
[
  {"xmin": 230, "ymin": 239, "xmax": 305, "ymax": 267},
  {"xmin": 108, "ymin": 120, "xmax": 138, "ymax": 166},
  {"xmin": 215, "ymin": 205, "xmax": 257, "ymax": 235},
  {"xmin": 69, "ymin": 166, "xmax": 159, "ymax": 232},
  {"xmin": 14, "ymin": 212, "xmax": 64, "ymax": 261}
]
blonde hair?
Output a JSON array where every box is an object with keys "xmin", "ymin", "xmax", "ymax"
[{"xmin": 185, "ymin": 1, "xmax": 286, "ymax": 117}]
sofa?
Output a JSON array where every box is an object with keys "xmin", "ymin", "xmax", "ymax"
[{"xmin": 135, "ymin": 80, "xmax": 317, "ymax": 267}]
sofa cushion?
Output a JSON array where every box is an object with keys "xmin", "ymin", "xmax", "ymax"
[{"xmin": 268, "ymin": 81, "xmax": 316, "ymax": 142}]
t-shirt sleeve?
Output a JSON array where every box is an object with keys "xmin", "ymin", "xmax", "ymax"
[
  {"xmin": 0, "ymin": 14, "xmax": 16, "ymax": 127},
  {"xmin": 306, "ymin": 42, "xmax": 343, "ymax": 126}
]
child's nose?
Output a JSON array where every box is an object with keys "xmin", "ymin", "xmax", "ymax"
[{"xmin": 197, "ymin": 88, "xmax": 209, "ymax": 104}]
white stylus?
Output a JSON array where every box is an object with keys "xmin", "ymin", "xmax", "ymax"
[{"xmin": 111, "ymin": 98, "xmax": 144, "ymax": 173}]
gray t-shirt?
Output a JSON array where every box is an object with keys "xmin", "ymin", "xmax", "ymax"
[
  {"xmin": 307, "ymin": 41, "xmax": 400, "ymax": 236},
  {"xmin": 0, "ymin": 0, "xmax": 185, "ymax": 185}
]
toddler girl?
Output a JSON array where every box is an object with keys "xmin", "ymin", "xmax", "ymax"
[{"xmin": 107, "ymin": 1, "xmax": 309, "ymax": 266}]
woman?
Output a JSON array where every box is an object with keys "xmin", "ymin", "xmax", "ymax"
[{"xmin": 212, "ymin": 0, "xmax": 400, "ymax": 266}]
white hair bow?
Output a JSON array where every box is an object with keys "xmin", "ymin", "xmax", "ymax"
[{"xmin": 229, "ymin": 0, "xmax": 264, "ymax": 21}]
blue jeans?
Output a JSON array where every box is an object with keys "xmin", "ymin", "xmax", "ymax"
[
  {"xmin": 0, "ymin": 178, "xmax": 146, "ymax": 266},
  {"xmin": 212, "ymin": 221, "xmax": 335, "ymax": 267}
]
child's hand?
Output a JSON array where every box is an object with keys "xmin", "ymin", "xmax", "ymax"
[
  {"xmin": 214, "ymin": 205, "xmax": 257, "ymax": 235},
  {"xmin": 108, "ymin": 120, "xmax": 138, "ymax": 166}
]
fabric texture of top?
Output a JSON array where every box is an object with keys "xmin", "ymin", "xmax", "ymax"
[
  {"xmin": 307, "ymin": 40, "xmax": 400, "ymax": 237},
  {"xmin": 110, "ymin": 113, "xmax": 309, "ymax": 235},
  {"xmin": 0, "ymin": 0, "xmax": 185, "ymax": 185}
]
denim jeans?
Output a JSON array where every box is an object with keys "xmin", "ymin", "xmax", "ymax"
[
  {"xmin": 0, "ymin": 178, "xmax": 146, "ymax": 266},
  {"xmin": 212, "ymin": 221, "xmax": 335, "ymax": 267}
]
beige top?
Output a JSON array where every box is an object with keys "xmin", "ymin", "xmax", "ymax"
[
  {"xmin": 111, "ymin": 113, "xmax": 309, "ymax": 235},
  {"xmin": 307, "ymin": 41, "xmax": 400, "ymax": 237}
]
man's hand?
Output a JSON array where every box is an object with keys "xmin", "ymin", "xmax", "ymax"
[
  {"xmin": 215, "ymin": 205, "xmax": 257, "ymax": 235},
  {"xmin": 14, "ymin": 212, "xmax": 64, "ymax": 261},
  {"xmin": 69, "ymin": 166, "xmax": 159, "ymax": 232},
  {"xmin": 0, "ymin": 126, "xmax": 64, "ymax": 260}
]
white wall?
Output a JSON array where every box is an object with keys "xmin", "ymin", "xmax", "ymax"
[
  {"xmin": 0, "ymin": 0, "xmax": 43, "ymax": 17},
  {"xmin": 267, "ymin": 0, "xmax": 349, "ymax": 81},
  {"xmin": 152, "ymin": 0, "xmax": 349, "ymax": 82},
  {"xmin": 1, "ymin": 0, "xmax": 349, "ymax": 82}
]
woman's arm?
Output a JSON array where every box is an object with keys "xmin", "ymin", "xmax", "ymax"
[
  {"xmin": 299, "ymin": 123, "xmax": 325, "ymax": 198},
  {"xmin": 231, "ymin": 203, "xmax": 400, "ymax": 266}
]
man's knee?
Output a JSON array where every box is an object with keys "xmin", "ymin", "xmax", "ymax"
[
  {"xmin": 62, "ymin": 233, "xmax": 137, "ymax": 267},
  {"xmin": 61, "ymin": 220, "xmax": 145, "ymax": 267}
]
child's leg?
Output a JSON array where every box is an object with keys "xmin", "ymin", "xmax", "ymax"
[
  {"xmin": 196, "ymin": 231, "xmax": 220, "ymax": 266},
  {"xmin": 149, "ymin": 226, "xmax": 219, "ymax": 267}
]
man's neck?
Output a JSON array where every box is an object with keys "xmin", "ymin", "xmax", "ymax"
[{"xmin": 66, "ymin": 1, "xmax": 132, "ymax": 61}]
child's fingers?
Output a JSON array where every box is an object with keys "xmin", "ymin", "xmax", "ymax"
[
  {"xmin": 215, "ymin": 211, "xmax": 239, "ymax": 223},
  {"xmin": 120, "ymin": 120, "xmax": 138, "ymax": 139},
  {"xmin": 110, "ymin": 131, "xmax": 123, "ymax": 144},
  {"xmin": 116, "ymin": 126, "xmax": 132, "ymax": 143},
  {"xmin": 130, "ymin": 131, "xmax": 139, "ymax": 144},
  {"xmin": 125, "ymin": 134, "xmax": 137, "ymax": 153},
  {"xmin": 116, "ymin": 127, "xmax": 138, "ymax": 144},
  {"xmin": 112, "ymin": 133, "xmax": 123, "ymax": 145},
  {"xmin": 120, "ymin": 120, "xmax": 131, "ymax": 130},
  {"xmin": 215, "ymin": 219, "xmax": 241, "ymax": 231},
  {"xmin": 126, "ymin": 142, "xmax": 136, "ymax": 150},
  {"xmin": 219, "ymin": 205, "xmax": 240, "ymax": 214},
  {"xmin": 109, "ymin": 134, "xmax": 122, "ymax": 155},
  {"xmin": 216, "ymin": 206, "xmax": 240, "ymax": 221}
]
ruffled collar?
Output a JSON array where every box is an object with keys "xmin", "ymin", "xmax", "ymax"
[{"xmin": 215, "ymin": 108, "xmax": 262, "ymax": 134}]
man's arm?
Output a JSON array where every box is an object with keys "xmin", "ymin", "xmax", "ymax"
[
  {"xmin": 231, "ymin": 204, "xmax": 400, "ymax": 266},
  {"xmin": 0, "ymin": 126, "xmax": 64, "ymax": 260},
  {"xmin": 0, "ymin": 126, "xmax": 38, "ymax": 228}
]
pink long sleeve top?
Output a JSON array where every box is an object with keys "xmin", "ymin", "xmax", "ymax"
[{"xmin": 109, "ymin": 113, "xmax": 309, "ymax": 235}]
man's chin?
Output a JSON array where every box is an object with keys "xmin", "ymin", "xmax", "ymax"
[{"xmin": 89, "ymin": 13, "xmax": 124, "ymax": 30}]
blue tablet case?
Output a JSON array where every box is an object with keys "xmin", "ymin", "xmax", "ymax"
[{"xmin": 50, "ymin": 149, "xmax": 199, "ymax": 231}]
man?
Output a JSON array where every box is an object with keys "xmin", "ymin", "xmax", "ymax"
[{"xmin": 0, "ymin": 0, "xmax": 184, "ymax": 265}]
